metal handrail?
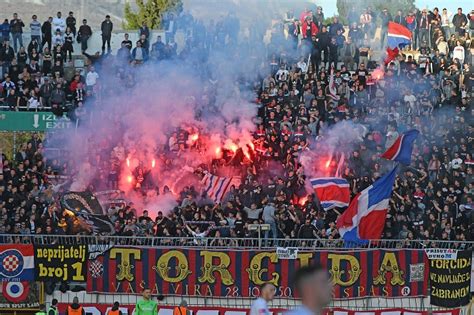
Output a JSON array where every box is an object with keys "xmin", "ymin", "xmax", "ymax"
[{"xmin": 0, "ymin": 234, "xmax": 471, "ymax": 250}]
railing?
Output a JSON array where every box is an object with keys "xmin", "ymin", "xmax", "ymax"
[{"xmin": 0, "ymin": 234, "xmax": 471, "ymax": 250}]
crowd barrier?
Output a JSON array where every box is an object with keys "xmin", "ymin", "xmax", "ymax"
[
  {"xmin": 0, "ymin": 237, "xmax": 472, "ymax": 313},
  {"xmin": 0, "ymin": 234, "xmax": 472, "ymax": 250}
]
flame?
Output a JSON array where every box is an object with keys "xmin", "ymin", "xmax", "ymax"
[
  {"xmin": 248, "ymin": 142, "xmax": 255, "ymax": 150},
  {"xmin": 151, "ymin": 159, "xmax": 156, "ymax": 168},
  {"xmin": 372, "ymin": 68, "xmax": 384, "ymax": 80},
  {"xmin": 126, "ymin": 158, "xmax": 130, "ymax": 168},
  {"xmin": 215, "ymin": 147, "xmax": 221, "ymax": 156},
  {"xmin": 299, "ymin": 196, "xmax": 309, "ymax": 206},
  {"xmin": 243, "ymin": 150, "xmax": 252, "ymax": 162},
  {"xmin": 325, "ymin": 159, "xmax": 331, "ymax": 169},
  {"xmin": 190, "ymin": 133, "xmax": 199, "ymax": 141},
  {"xmin": 229, "ymin": 144, "xmax": 238, "ymax": 153},
  {"xmin": 127, "ymin": 175, "xmax": 133, "ymax": 183}
]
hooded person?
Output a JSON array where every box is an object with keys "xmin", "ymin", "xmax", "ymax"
[
  {"xmin": 106, "ymin": 302, "xmax": 123, "ymax": 315},
  {"xmin": 65, "ymin": 297, "xmax": 85, "ymax": 315}
]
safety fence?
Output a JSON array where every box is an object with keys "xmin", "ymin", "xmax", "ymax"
[
  {"xmin": 0, "ymin": 238, "xmax": 472, "ymax": 313},
  {"xmin": 0, "ymin": 234, "xmax": 472, "ymax": 250}
]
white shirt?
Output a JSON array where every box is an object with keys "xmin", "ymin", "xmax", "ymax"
[
  {"xmin": 28, "ymin": 97, "xmax": 40, "ymax": 109},
  {"xmin": 453, "ymin": 46, "xmax": 465, "ymax": 62},
  {"xmin": 286, "ymin": 306, "xmax": 314, "ymax": 315},
  {"xmin": 250, "ymin": 297, "xmax": 269, "ymax": 315},
  {"xmin": 86, "ymin": 71, "xmax": 99, "ymax": 86},
  {"xmin": 297, "ymin": 61, "xmax": 308, "ymax": 73},
  {"xmin": 52, "ymin": 17, "xmax": 66, "ymax": 33}
]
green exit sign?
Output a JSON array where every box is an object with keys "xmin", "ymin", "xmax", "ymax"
[{"xmin": 0, "ymin": 112, "xmax": 74, "ymax": 132}]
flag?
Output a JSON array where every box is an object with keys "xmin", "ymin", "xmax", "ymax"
[
  {"xmin": 328, "ymin": 68, "xmax": 340, "ymax": 101},
  {"xmin": 381, "ymin": 129, "xmax": 419, "ymax": 165},
  {"xmin": 384, "ymin": 47, "xmax": 399, "ymax": 65},
  {"xmin": 202, "ymin": 173, "xmax": 240, "ymax": 203},
  {"xmin": 334, "ymin": 153, "xmax": 345, "ymax": 177},
  {"xmin": 387, "ymin": 22, "xmax": 412, "ymax": 48},
  {"xmin": 60, "ymin": 191, "xmax": 115, "ymax": 234},
  {"xmin": 0, "ymin": 245, "xmax": 35, "ymax": 281},
  {"xmin": 310, "ymin": 177, "xmax": 350, "ymax": 210},
  {"xmin": 336, "ymin": 166, "xmax": 398, "ymax": 243}
]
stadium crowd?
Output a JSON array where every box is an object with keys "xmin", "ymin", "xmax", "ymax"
[{"xmin": 0, "ymin": 4, "xmax": 473, "ymax": 245}]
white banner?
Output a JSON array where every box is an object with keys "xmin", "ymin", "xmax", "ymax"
[
  {"xmin": 425, "ymin": 248, "xmax": 458, "ymax": 260},
  {"xmin": 276, "ymin": 247, "xmax": 298, "ymax": 259}
]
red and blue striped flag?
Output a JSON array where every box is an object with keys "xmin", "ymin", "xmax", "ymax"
[
  {"xmin": 381, "ymin": 129, "xmax": 419, "ymax": 165},
  {"xmin": 310, "ymin": 177, "xmax": 350, "ymax": 210},
  {"xmin": 387, "ymin": 22, "xmax": 412, "ymax": 48}
]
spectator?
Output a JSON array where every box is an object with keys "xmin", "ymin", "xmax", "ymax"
[
  {"xmin": 66, "ymin": 12, "xmax": 76, "ymax": 37},
  {"xmin": 30, "ymin": 15, "xmax": 41, "ymax": 45},
  {"xmin": 121, "ymin": 33, "xmax": 132, "ymax": 50},
  {"xmin": 452, "ymin": 8, "xmax": 468, "ymax": 34},
  {"xmin": 85, "ymin": 66, "xmax": 99, "ymax": 91},
  {"xmin": 63, "ymin": 27, "xmax": 74, "ymax": 62},
  {"xmin": 0, "ymin": 19, "xmax": 10, "ymax": 44},
  {"xmin": 263, "ymin": 201, "xmax": 277, "ymax": 243},
  {"xmin": 0, "ymin": 40, "xmax": 15, "ymax": 75},
  {"xmin": 131, "ymin": 40, "xmax": 148, "ymax": 64},
  {"xmin": 52, "ymin": 12, "xmax": 66, "ymax": 35},
  {"xmin": 380, "ymin": 8, "xmax": 393, "ymax": 46},
  {"xmin": 77, "ymin": 19, "xmax": 92, "ymax": 53},
  {"xmin": 41, "ymin": 17, "xmax": 53, "ymax": 52},
  {"xmin": 341, "ymin": 37, "xmax": 356, "ymax": 70},
  {"xmin": 10, "ymin": 13, "xmax": 24, "ymax": 52},
  {"xmin": 139, "ymin": 22, "xmax": 150, "ymax": 41},
  {"xmin": 101, "ymin": 15, "xmax": 113, "ymax": 54},
  {"xmin": 393, "ymin": 10, "xmax": 405, "ymax": 25}
]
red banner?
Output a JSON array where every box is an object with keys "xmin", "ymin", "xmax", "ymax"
[
  {"xmin": 56, "ymin": 304, "xmax": 461, "ymax": 315},
  {"xmin": 86, "ymin": 248, "xmax": 428, "ymax": 298}
]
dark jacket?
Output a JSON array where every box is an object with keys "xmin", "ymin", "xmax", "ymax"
[
  {"xmin": 78, "ymin": 25, "xmax": 92, "ymax": 37},
  {"xmin": 452, "ymin": 13, "xmax": 468, "ymax": 28},
  {"xmin": 101, "ymin": 20, "xmax": 113, "ymax": 36},
  {"xmin": 380, "ymin": 12, "xmax": 393, "ymax": 28},
  {"xmin": 10, "ymin": 19, "xmax": 25, "ymax": 33},
  {"xmin": 0, "ymin": 45, "xmax": 15, "ymax": 62},
  {"xmin": 66, "ymin": 16, "xmax": 76, "ymax": 28},
  {"xmin": 41, "ymin": 21, "xmax": 52, "ymax": 38}
]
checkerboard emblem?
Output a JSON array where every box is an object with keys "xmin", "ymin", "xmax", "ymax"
[
  {"xmin": 0, "ymin": 250, "xmax": 24, "ymax": 278},
  {"xmin": 89, "ymin": 260, "xmax": 104, "ymax": 278}
]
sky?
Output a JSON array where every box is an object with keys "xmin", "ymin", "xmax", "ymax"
[{"xmin": 318, "ymin": 0, "xmax": 473, "ymax": 17}]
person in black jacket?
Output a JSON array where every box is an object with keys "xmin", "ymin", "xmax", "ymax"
[
  {"xmin": 0, "ymin": 41, "xmax": 15, "ymax": 74},
  {"xmin": 452, "ymin": 8, "xmax": 468, "ymax": 34},
  {"xmin": 101, "ymin": 15, "xmax": 113, "ymax": 54},
  {"xmin": 41, "ymin": 17, "xmax": 52, "ymax": 52},
  {"xmin": 10, "ymin": 13, "xmax": 25, "ymax": 52},
  {"xmin": 66, "ymin": 12, "xmax": 76, "ymax": 36},
  {"xmin": 78, "ymin": 19, "xmax": 92, "ymax": 53},
  {"xmin": 380, "ymin": 8, "xmax": 393, "ymax": 47}
]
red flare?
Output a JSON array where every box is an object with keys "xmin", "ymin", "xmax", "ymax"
[
  {"xmin": 325, "ymin": 159, "xmax": 331, "ymax": 169},
  {"xmin": 127, "ymin": 175, "xmax": 133, "ymax": 183},
  {"xmin": 299, "ymin": 196, "xmax": 309, "ymax": 206},
  {"xmin": 126, "ymin": 158, "xmax": 130, "ymax": 168},
  {"xmin": 151, "ymin": 159, "xmax": 156, "ymax": 168}
]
